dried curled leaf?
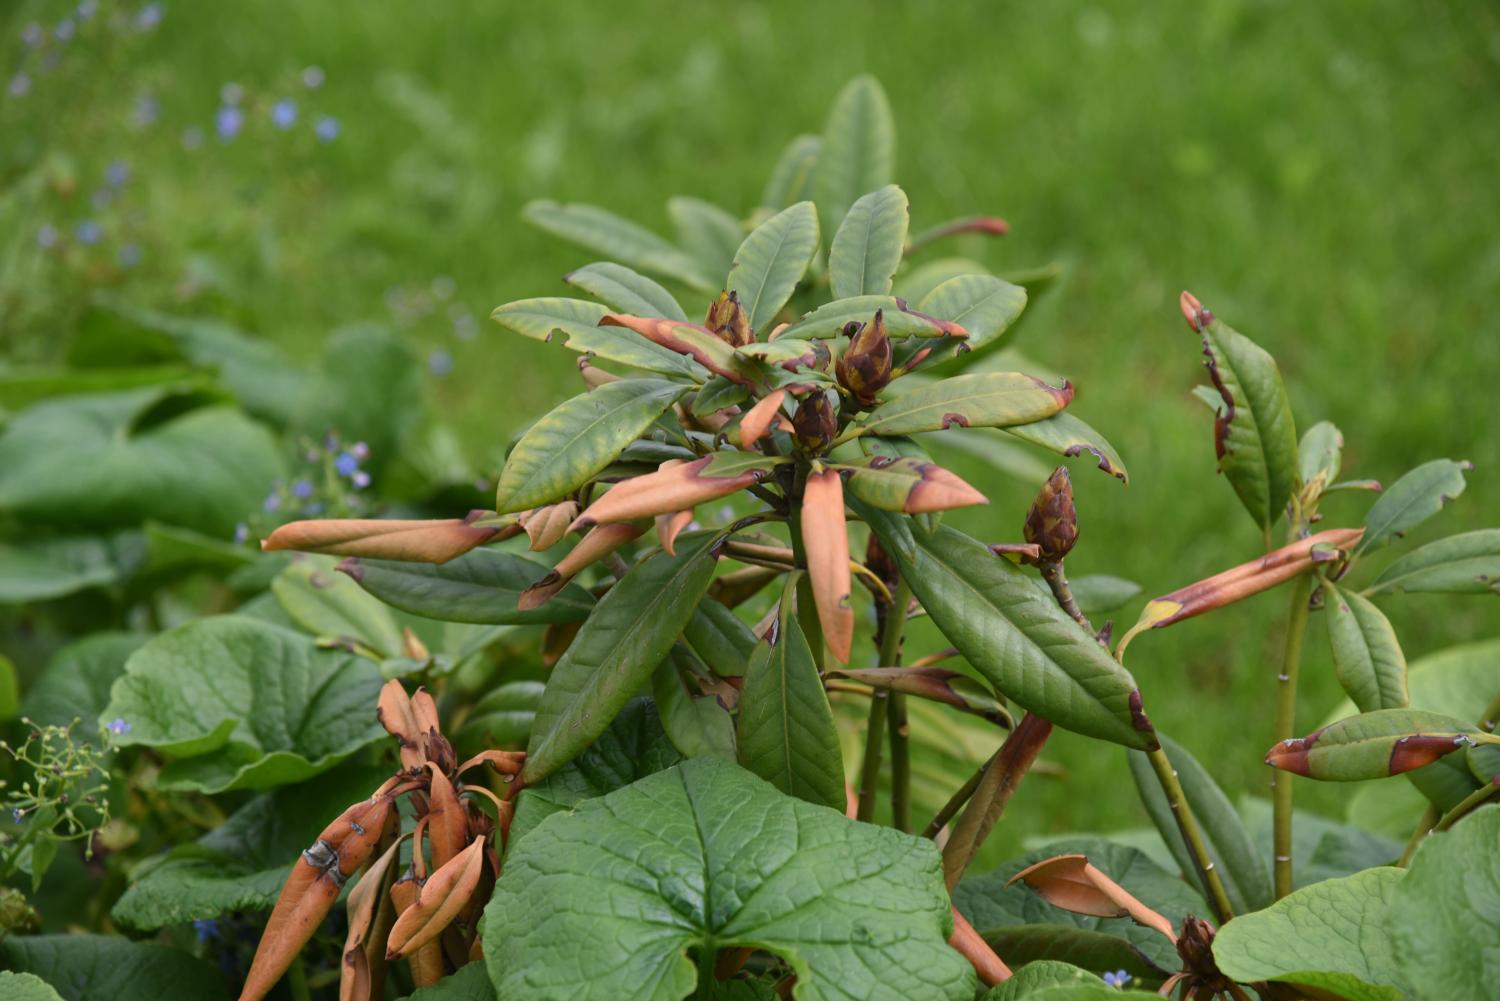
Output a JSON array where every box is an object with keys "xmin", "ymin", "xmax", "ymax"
[
  {"xmin": 386, "ymin": 837, "xmax": 487, "ymax": 960},
  {"xmin": 801, "ymin": 468, "xmax": 853, "ymax": 663},
  {"xmin": 520, "ymin": 502, "xmax": 579, "ymax": 551},
  {"xmin": 1008, "ymin": 853, "xmax": 1177, "ymax": 943},
  {"xmin": 262, "ymin": 512, "xmax": 502, "ymax": 565},
  {"xmin": 571, "ymin": 453, "xmax": 782, "ymax": 528}
]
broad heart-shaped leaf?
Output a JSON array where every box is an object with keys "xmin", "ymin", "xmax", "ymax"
[
  {"xmin": 668, "ymin": 196, "xmax": 744, "ymax": 282},
  {"xmin": 509, "ymin": 698, "xmax": 682, "ymax": 845},
  {"xmin": 0, "ymin": 533, "xmax": 142, "ymax": 603},
  {"xmin": 1268, "ymin": 708, "xmax": 1483, "ymax": 781},
  {"xmin": 496, "ymin": 378, "xmax": 688, "ymax": 514},
  {"xmin": 735, "ymin": 578, "xmax": 845, "ymax": 809},
  {"xmin": 829, "ymin": 184, "xmax": 909, "ymax": 298},
  {"xmin": 1391, "ymin": 804, "xmax": 1500, "ymax": 1000},
  {"xmin": 407, "ymin": 963, "xmax": 496, "ymax": 1000},
  {"xmin": 339, "ymin": 549, "xmax": 595, "ymax": 625},
  {"xmin": 1356, "ymin": 458, "xmax": 1472, "ymax": 555},
  {"xmin": 852, "ymin": 373, "xmax": 1072, "ymax": 439},
  {"xmin": 112, "ymin": 762, "xmax": 389, "ymax": 930},
  {"xmin": 1194, "ymin": 309, "xmax": 1299, "ymax": 534},
  {"xmin": 101, "ymin": 616, "xmax": 387, "ymax": 793},
  {"xmin": 1014, "ymin": 988, "xmax": 1158, "ymax": 1001},
  {"xmin": 1002, "ymin": 411, "xmax": 1129, "ymax": 484},
  {"xmin": 954, "ymin": 837, "xmax": 1207, "ymax": 977},
  {"xmin": 1213, "ymin": 866, "xmax": 1408, "ymax": 1001},
  {"xmin": 564, "ymin": 261, "xmax": 687, "ymax": 321},
  {"xmin": 859, "ymin": 506, "xmax": 1151, "ymax": 748},
  {"xmin": 271, "ymin": 555, "xmax": 403, "ymax": 659},
  {"xmin": 726, "ymin": 200, "xmax": 819, "ymax": 335},
  {"xmin": 1367, "ymin": 528, "xmax": 1500, "ymax": 595},
  {"xmin": 653, "ymin": 653, "xmax": 735, "ymax": 761},
  {"xmin": 1322, "ymin": 579, "xmax": 1409, "ymax": 712},
  {"xmin": 522, "ymin": 199, "xmax": 714, "ymax": 290},
  {"xmin": 916, "ymin": 275, "xmax": 1028, "ymax": 354},
  {"xmin": 0, "ymin": 935, "xmax": 227, "ymax": 1001},
  {"xmin": 979, "ymin": 961, "xmax": 1103, "ymax": 1001},
  {"xmin": 21, "ymin": 632, "xmax": 147, "ymax": 737},
  {"xmin": 490, "ymin": 297, "xmax": 703, "ymax": 379},
  {"xmin": 1127, "ymin": 734, "xmax": 1273, "ymax": 914},
  {"xmin": 1238, "ymin": 796, "xmax": 1405, "ymax": 889},
  {"xmin": 0, "ymin": 973, "xmax": 64, "ymax": 1001},
  {"xmin": 813, "ymin": 75, "xmax": 896, "ymax": 247},
  {"xmin": 773, "ymin": 295, "xmax": 955, "ymax": 340},
  {"xmin": 760, "ymin": 133, "xmax": 821, "ymax": 210},
  {"xmin": 522, "ymin": 533, "xmax": 720, "ymax": 784},
  {"xmin": 485, "ymin": 756, "xmax": 975, "ymax": 1001},
  {"xmin": 0, "ymin": 388, "xmax": 282, "ymax": 537}
]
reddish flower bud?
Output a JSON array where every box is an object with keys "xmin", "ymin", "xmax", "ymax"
[
  {"xmin": 705, "ymin": 289, "xmax": 754, "ymax": 347},
  {"xmin": 791, "ymin": 390, "xmax": 838, "ymax": 453},
  {"xmin": 1023, "ymin": 467, "xmax": 1078, "ymax": 561},
  {"xmin": 835, "ymin": 310, "xmax": 893, "ymax": 406}
]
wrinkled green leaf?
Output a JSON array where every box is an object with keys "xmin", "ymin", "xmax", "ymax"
[
  {"xmin": 726, "ymin": 201, "xmax": 819, "ymax": 334},
  {"xmin": 760, "ymin": 134, "xmax": 821, "ymax": 210},
  {"xmin": 691, "ymin": 375, "xmax": 749, "ymax": 418},
  {"xmin": 1391, "ymin": 804, "xmax": 1500, "ymax": 1000},
  {"xmin": 0, "ymin": 972, "xmax": 64, "ymax": 1001},
  {"xmin": 486, "ymin": 756, "xmax": 975, "ymax": 1001},
  {"xmin": 522, "ymin": 199, "xmax": 712, "ymax": 290},
  {"xmin": 735, "ymin": 576, "xmax": 845, "ymax": 808},
  {"xmin": 101, "ymin": 616, "xmax": 387, "ymax": 793},
  {"xmin": 0, "ymin": 935, "xmax": 227, "ymax": 1001},
  {"xmin": 1002, "ymin": 411, "xmax": 1129, "ymax": 484},
  {"xmin": 271, "ymin": 555, "xmax": 403, "ymax": 659},
  {"xmin": 523, "ymin": 533, "xmax": 720, "ymax": 783},
  {"xmin": 22, "ymin": 632, "xmax": 147, "ymax": 735},
  {"xmin": 979, "ymin": 961, "xmax": 1103, "ymax": 1001},
  {"xmin": 564, "ymin": 262, "xmax": 687, "ymax": 321},
  {"xmin": 829, "ymin": 184, "xmax": 909, "ymax": 298},
  {"xmin": 1322, "ymin": 579, "xmax": 1408, "ymax": 712},
  {"xmin": 340, "ymin": 549, "xmax": 595, "ymax": 625},
  {"xmin": 1367, "ymin": 528, "xmax": 1500, "ymax": 595},
  {"xmin": 861, "ymin": 507, "xmax": 1150, "ymax": 748},
  {"xmin": 916, "ymin": 275, "xmax": 1027, "ymax": 354},
  {"xmin": 667, "ymin": 196, "xmax": 744, "ymax": 282},
  {"xmin": 408, "ymin": 963, "xmax": 497, "ymax": 1001},
  {"xmin": 490, "ymin": 297, "xmax": 702, "ymax": 378},
  {"xmin": 0, "ymin": 534, "xmax": 140, "ymax": 604},
  {"xmin": 496, "ymin": 378, "xmax": 688, "ymax": 513},
  {"xmin": 814, "ymin": 75, "xmax": 896, "ymax": 246},
  {"xmin": 1213, "ymin": 867, "xmax": 1407, "ymax": 1001},
  {"xmin": 1357, "ymin": 458, "xmax": 1471, "ymax": 555},
  {"xmin": 653, "ymin": 653, "xmax": 735, "ymax": 760},
  {"xmin": 852, "ymin": 373, "xmax": 1071, "ymax": 439}
]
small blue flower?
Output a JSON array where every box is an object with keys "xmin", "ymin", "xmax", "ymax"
[
  {"xmin": 303, "ymin": 502, "xmax": 324, "ymax": 515},
  {"xmin": 334, "ymin": 451, "xmax": 359, "ymax": 477},
  {"xmin": 271, "ymin": 98, "xmax": 297, "ymax": 129},
  {"xmin": 8, "ymin": 73, "xmax": 32, "ymax": 98},
  {"xmin": 350, "ymin": 441, "xmax": 370, "ymax": 461},
  {"xmin": 75, "ymin": 219, "xmax": 102, "ymax": 245},
  {"xmin": 135, "ymin": 93, "xmax": 159, "ymax": 125},
  {"xmin": 107, "ymin": 718, "xmax": 131, "ymax": 736},
  {"xmin": 301, "ymin": 65, "xmax": 324, "ymax": 89},
  {"xmin": 291, "ymin": 478, "xmax": 314, "ymax": 499},
  {"xmin": 1101, "ymin": 970, "xmax": 1131, "ymax": 989},
  {"xmin": 428, "ymin": 347, "xmax": 453, "ymax": 377},
  {"xmin": 77, "ymin": 1, "xmax": 99, "ymax": 21},
  {"xmin": 37, "ymin": 224, "xmax": 59, "ymax": 249},
  {"xmin": 351, "ymin": 471, "xmax": 371, "ymax": 490},
  {"xmin": 55, "ymin": 18, "xmax": 76, "ymax": 42},
  {"xmin": 106, "ymin": 160, "xmax": 130, "ymax": 187},
  {"xmin": 193, "ymin": 918, "xmax": 218, "ymax": 942},
  {"xmin": 233, "ymin": 522, "xmax": 249, "ymax": 544},
  {"xmin": 136, "ymin": 3, "xmax": 164, "ymax": 32},
  {"xmin": 314, "ymin": 115, "xmax": 340, "ymax": 142},
  {"xmin": 215, "ymin": 105, "xmax": 244, "ymax": 141},
  {"xmin": 10, "ymin": 808, "xmax": 23, "ymax": 824},
  {"xmin": 262, "ymin": 491, "xmax": 282, "ymax": 513},
  {"xmin": 22, "ymin": 23, "xmax": 44, "ymax": 48},
  {"xmin": 118, "ymin": 242, "xmax": 142, "ymax": 268}
]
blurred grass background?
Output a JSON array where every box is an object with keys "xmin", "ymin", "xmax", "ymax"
[{"xmin": 4, "ymin": 0, "xmax": 1498, "ymax": 858}]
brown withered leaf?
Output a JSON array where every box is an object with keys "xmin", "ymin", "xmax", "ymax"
[
  {"xmin": 410, "ymin": 688, "xmax": 454, "ymax": 773},
  {"xmin": 598, "ymin": 314, "xmax": 748, "ymax": 384},
  {"xmin": 1008, "ymin": 853, "xmax": 1176, "ymax": 942},
  {"xmin": 520, "ymin": 501, "xmax": 579, "ymax": 551},
  {"xmin": 377, "ymin": 680, "xmax": 425, "ymax": 775},
  {"xmin": 400, "ymin": 627, "xmax": 430, "ymax": 662},
  {"xmin": 389, "ymin": 872, "xmax": 444, "ymax": 989},
  {"xmin": 739, "ymin": 389, "xmax": 788, "ymax": 449},
  {"xmin": 262, "ymin": 511, "xmax": 501, "ymax": 564},
  {"xmin": 570, "ymin": 456, "xmax": 765, "ymax": 527},
  {"xmin": 458, "ymin": 749, "xmax": 526, "ymax": 776},
  {"xmin": 827, "ymin": 667, "xmax": 1011, "ymax": 727},
  {"xmin": 340, "ymin": 837, "xmax": 403, "ymax": 1001},
  {"xmin": 519, "ymin": 521, "xmax": 647, "ymax": 611},
  {"xmin": 801, "ymin": 468, "xmax": 853, "ymax": 663},
  {"xmin": 386, "ymin": 837, "xmax": 487, "ymax": 960},
  {"xmin": 656, "ymin": 508, "xmax": 695, "ymax": 556},
  {"xmin": 425, "ymin": 767, "xmax": 468, "ymax": 871}
]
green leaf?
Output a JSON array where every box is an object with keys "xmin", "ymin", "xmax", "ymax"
[
  {"xmin": 759, "ymin": 134, "xmax": 820, "ymax": 210},
  {"xmin": 0, "ymin": 935, "xmax": 227, "ymax": 1001},
  {"xmin": 852, "ymin": 373, "xmax": 1072, "ymax": 438},
  {"xmin": 1002, "ymin": 411, "xmax": 1129, "ymax": 484},
  {"xmin": 112, "ymin": 762, "xmax": 389, "ymax": 930},
  {"xmin": 735, "ymin": 576, "xmax": 845, "ymax": 808},
  {"xmin": 667, "ymin": 196, "xmax": 744, "ymax": 282},
  {"xmin": 860, "ymin": 507, "xmax": 1150, "ymax": 748},
  {"xmin": 1127, "ymin": 733, "xmax": 1273, "ymax": 914},
  {"xmin": 1322, "ymin": 579, "xmax": 1409, "ymax": 712},
  {"xmin": 339, "ymin": 549, "xmax": 595, "ymax": 625},
  {"xmin": 509, "ymin": 698, "xmax": 682, "ymax": 845},
  {"xmin": 1194, "ymin": 309, "xmax": 1299, "ymax": 534},
  {"xmin": 691, "ymin": 375, "xmax": 749, "ymax": 418},
  {"xmin": 522, "ymin": 199, "xmax": 713, "ymax": 290},
  {"xmin": 830, "ymin": 455, "xmax": 983, "ymax": 513},
  {"xmin": 1272, "ymin": 708, "xmax": 1482, "ymax": 781},
  {"xmin": 292, "ymin": 327, "xmax": 425, "ymax": 479},
  {"xmin": 829, "ymin": 184, "xmax": 909, "ymax": 298},
  {"xmin": 653, "ymin": 654, "xmax": 735, "ymax": 760},
  {"xmin": 1358, "ymin": 458, "xmax": 1471, "ymax": 555},
  {"xmin": 916, "ymin": 275, "xmax": 1027, "ymax": 354},
  {"xmin": 1213, "ymin": 867, "xmax": 1407, "ymax": 1001},
  {"xmin": 1299, "ymin": 419, "xmax": 1344, "ymax": 488},
  {"xmin": 21, "ymin": 632, "xmax": 148, "ymax": 736},
  {"xmin": 1367, "ymin": 528, "xmax": 1500, "ymax": 595},
  {"xmin": 977, "ymin": 960, "xmax": 1103, "ymax": 1001},
  {"xmin": 954, "ymin": 837, "xmax": 1207, "ymax": 977},
  {"xmin": 1023, "ymin": 988, "xmax": 1160, "ymax": 1001},
  {"xmin": 564, "ymin": 262, "xmax": 687, "ymax": 321},
  {"xmin": 774, "ymin": 295, "xmax": 953, "ymax": 340},
  {"xmin": 813, "ymin": 75, "xmax": 896, "ymax": 246},
  {"xmin": 0, "ymin": 655, "xmax": 17, "ymax": 721},
  {"xmin": 1392, "ymin": 804, "xmax": 1500, "ymax": 1000},
  {"xmin": 496, "ymin": 378, "xmax": 688, "ymax": 513},
  {"xmin": 0, "ymin": 388, "xmax": 282, "ymax": 537},
  {"xmin": 1066, "ymin": 575, "xmax": 1142, "ymax": 615},
  {"xmin": 726, "ymin": 201, "xmax": 819, "ymax": 334},
  {"xmin": 0, "ymin": 972, "xmax": 64, "ymax": 1001},
  {"xmin": 408, "ymin": 963, "xmax": 497, "ymax": 1000},
  {"xmin": 523, "ymin": 533, "xmax": 721, "ymax": 783},
  {"xmin": 0, "ymin": 534, "xmax": 141, "ymax": 603},
  {"xmin": 490, "ymin": 297, "xmax": 703, "ymax": 378},
  {"xmin": 101, "ymin": 616, "xmax": 387, "ymax": 793},
  {"xmin": 271, "ymin": 555, "xmax": 404, "ymax": 659},
  {"xmin": 485, "ymin": 756, "xmax": 975, "ymax": 1001},
  {"xmin": 681, "ymin": 599, "xmax": 758, "ymax": 676}
]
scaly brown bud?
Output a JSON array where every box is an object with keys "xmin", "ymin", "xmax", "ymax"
[
  {"xmin": 1023, "ymin": 467, "xmax": 1078, "ymax": 562},
  {"xmin": 835, "ymin": 310, "xmax": 893, "ymax": 406},
  {"xmin": 791, "ymin": 390, "xmax": 838, "ymax": 453},
  {"xmin": 705, "ymin": 290, "xmax": 754, "ymax": 347}
]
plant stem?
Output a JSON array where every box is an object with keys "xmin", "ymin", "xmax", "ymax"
[
  {"xmin": 855, "ymin": 690, "xmax": 889, "ymax": 823},
  {"xmin": 858, "ymin": 576, "xmax": 912, "ymax": 826},
  {"xmin": 286, "ymin": 957, "xmax": 312, "ymax": 1001},
  {"xmin": 695, "ymin": 945, "xmax": 717, "ymax": 1000},
  {"xmin": 1145, "ymin": 744, "xmax": 1236, "ymax": 923},
  {"xmin": 1480, "ymin": 687, "xmax": 1500, "ymax": 733},
  {"xmin": 1397, "ymin": 803, "xmax": 1441, "ymax": 867},
  {"xmin": 1038, "ymin": 559, "xmax": 1091, "ymax": 633},
  {"xmin": 942, "ymin": 712, "xmax": 1053, "ymax": 889},
  {"xmin": 1272, "ymin": 573, "xmax": 1313, "ymax": 900},
  {"xmin": 923, "ymin": 749, "xmax": 998, "ymax": 839},
  {"xmin": 888, "ymin": 692, "xmax": 911, "ymax": 832}
]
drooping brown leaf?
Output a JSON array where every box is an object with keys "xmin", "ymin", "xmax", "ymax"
[
  {"xmin": 262, "ymin": 511, "xmax": 503, "ymax": 564},
  {"xmin": 598, "ymin": 314, "xmax": 748, "ymax": 384},
  {"xmin": 739, "ymin": 389, "xmax": 788, "ymax": 449},
  {"xmin": 519, "ymin": 501, "xmax": 579, "ymax": 551},
  {"xmin": 1008, "ymin": 853, "xmax": 1177, "ymax": 942},
  {"xmin": 457, "ymin": 749, "xmax": 526, "ymax": 776},
  {"xmin": 386, "ymin": 837, "xmax": 487, "ymax": 960},
  {"xmin": 377, "ymin": 680, "xmax": 425, "ymax": 775},
  {"xmin": 571, "ymin": 455, "xmax": 773, "ymax": 527},
  {"xmin": 827, "ymin": 667, "xmax": 1011, "ymax": 727},
  {"xmin": 389, "ymin": 872, "xmax": 444, "ymax": 988},
  {"xmin": 801, "ymin": 468, "xmax": 853, "ymax": 663},
  {"xmin": 517, "ymin": 521, "xmax": 646, "ymax": 610},
  {"xmin": 340, "ymin": 837, "xmax": 403, "ymax": 1001},
  {"xmin": 425, "ymin": 767, "xmax": 468, "ymax": 871},
  {"xmin": 655, "ymin": 508, "xmax": 695, "ymax": 556}
]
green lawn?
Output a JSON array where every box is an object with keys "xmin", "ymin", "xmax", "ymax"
[{"xmin": 6, "ymin": 0, "xmax": 1498, "ymax": 857}]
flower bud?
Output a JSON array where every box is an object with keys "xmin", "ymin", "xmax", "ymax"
[
  {"xmin": 791, "ymin": 390, "xmax": 838, "ymax": 452},
  {"xmin": 1023, "ymin": 467, "xmax": 1078, "ymax": 561},
  {"xmin": 705, "ymin": 289, "xmax": 754, "ymax": 347},
  {"xmin": 835, "ymin": 310, "xmax": 893, "ymax": 405}
]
